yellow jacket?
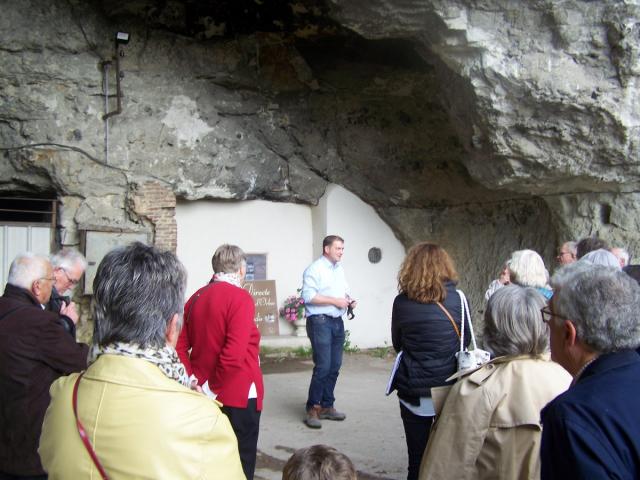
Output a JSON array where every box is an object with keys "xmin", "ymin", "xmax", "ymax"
[
  {"xmin": 39, "ymin": 355, "xmax": 246, "ymax": 480},
  {"xmin": 419, "ymin": 355, "xmax": 571, "ymax": 480}
]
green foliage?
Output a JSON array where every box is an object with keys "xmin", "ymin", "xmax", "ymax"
[
  {"xmin": 291, "ymin": 345, "xmax": 313, "ymax": 357},
  {"xmin": 343, "ymin": 330, "xmax": 360, "ymax": 353},
  {"xmin": 260, "ymin": 345, "xmax": 312, "ymax": 359},
  {"xmin": 367, "ymin": 346, "xmax": 393, "ymax": 358}
]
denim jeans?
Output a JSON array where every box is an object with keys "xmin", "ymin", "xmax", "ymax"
[{"xmin": 305, "ymin": 314, "xmax": 345, "ymax": 410}]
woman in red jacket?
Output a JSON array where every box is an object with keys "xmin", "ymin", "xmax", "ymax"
[{"xmin": 177, "ymin": 244, "xmax": 263, "ymax": 480}]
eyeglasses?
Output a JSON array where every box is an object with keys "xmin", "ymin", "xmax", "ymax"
[
  {"xmin": 540, "ymin": 306, "xmax": 568, "ymax": 324},
  {"xmin": 61, "ymin": 268, "xmax": 80, "ymax": 286},
  {"xmin": 557, "ymin": 251, "xmax": 573, "ymax": 259},
  {"xmin": 39, "ymin": 277, "xmax": 55, "ymax": 283}
]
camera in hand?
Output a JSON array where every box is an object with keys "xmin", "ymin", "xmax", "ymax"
[{"xmin": 347, "ymin": 301, "xmax": 355, "ymax": 320}]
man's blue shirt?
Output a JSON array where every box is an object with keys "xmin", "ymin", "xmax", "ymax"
[{"xmin": 301, "ymin": 255, "xmax": 349, "ymax": 318}]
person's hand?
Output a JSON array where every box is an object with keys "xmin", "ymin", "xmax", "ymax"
[
  {"xmin": 334, "ymin": 297, "xmax": 350, "ymax": 309},
  {"xmin": 60, "ymin": 302, "xmax": 79, "ymax": 325},
  {"xmin": 190, "ymin": 379, "xmax": 203, "ymax": 394}
]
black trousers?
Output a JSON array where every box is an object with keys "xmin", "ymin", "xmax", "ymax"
[
  {"xmin": 399, "ymin": 402, "xmax": 434, "ymax": 480},
  {"xmin": 221, "ymin": 398, "xmax": 261, "ymax": 480},
  {"xmin": 0, "ymin": 474, "xmax": 46, "ymax": 480}
]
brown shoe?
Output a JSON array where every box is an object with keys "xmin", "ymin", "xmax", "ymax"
[
  {"xmin": 319, "ymin": 407, "xmax": 346, "ymax": 421},
  {"xmin": 305, "ymin": 405, "xmax": 322, "ymax": 429}
]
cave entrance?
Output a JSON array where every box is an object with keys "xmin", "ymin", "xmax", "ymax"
[
  {"xmin": 0, "ymin": 196, "xmax": 57, "ymax": 286},
  {"xmin": 176, "ymin": 184, "xmax": 405, "ymax": 348}
]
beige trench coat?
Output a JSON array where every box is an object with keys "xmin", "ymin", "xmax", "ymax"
[{"xmin": 419, "ymin": 355, "xmax": 571, "ymax": 480}]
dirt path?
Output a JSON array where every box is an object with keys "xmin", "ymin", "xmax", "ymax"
[{"xmin": 255, "ymin": 353, "xmax": 405, "ymax": 480}]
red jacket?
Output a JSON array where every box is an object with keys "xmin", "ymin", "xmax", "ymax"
[{"xmin": 177, "ymin": 280, "xmax": 264, "ymax": 410}]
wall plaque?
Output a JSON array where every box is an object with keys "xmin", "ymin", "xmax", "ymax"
[{"xmin": 243, "ymin": 280, "xmax": 279, "ymax": 336}]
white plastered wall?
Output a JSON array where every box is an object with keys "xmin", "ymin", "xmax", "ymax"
[
  {"xmin": 175, "ymin": 184, "xmax": 406, "ymax": 347},
  {"xmin": 176, "ymin": 199, "xmax": 313, "ymax": 335},
  {"xmin": 315, "ymin": 184, "xmax": 406, "ymax": 348}
]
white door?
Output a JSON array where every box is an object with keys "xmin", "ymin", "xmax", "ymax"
[{"xmin": 0, "ymin": 224, "xmax": 52, "ymax": 288}]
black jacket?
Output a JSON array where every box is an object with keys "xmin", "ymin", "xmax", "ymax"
[
  {"xmin": 0, "ymin": 284, "xmax": 88, "ymax": 475},
  {"xmin": 391, "ymin": 281, "xmax": 470, "ymax": 404}
]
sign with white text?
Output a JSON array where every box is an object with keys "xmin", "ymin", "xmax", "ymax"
[{"xmin": 243, "ymin": 280, "xmax": 279, "ymax": 336}]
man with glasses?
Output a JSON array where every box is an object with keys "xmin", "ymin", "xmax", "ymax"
[
  {"xmin": 555, "ymin": 241, "xmax": 577, "ymax": 266},
  {"xmin": 48, "ymin": 248, "xmax": 87, "ymax": 337},
  {"xmin": 540, "ymin": 262, "xmax": 640, "ymax": 479},
  {"xmin": 0, "ymin": 253, "xmax": 88, "ymax": 480}
]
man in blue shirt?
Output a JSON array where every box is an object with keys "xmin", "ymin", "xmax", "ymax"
[
  {"xmin": 540, "ymin": 262, "xmax": 640, "ymax": 479},
  {"xmin": 301, "ymin": 235, "xmax": 356, "ymax": 429}
]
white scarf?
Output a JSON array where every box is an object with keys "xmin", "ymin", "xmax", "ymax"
[
  {"xmin": 89, "ymin": 342, "xmax": 190, "ymax": 387},
  {"xmin": 213, "ymin": 271, "xmax": 242, "ymax": 287}
]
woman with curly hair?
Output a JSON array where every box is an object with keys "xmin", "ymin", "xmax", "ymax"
[{"xmin": 390, "ymin": 243, "xmax": 470, "ymax": 480}]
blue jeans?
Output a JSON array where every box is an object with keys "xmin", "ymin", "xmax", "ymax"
[{"xmin": 306, "ymin": 314, "xmax": 345, "ymax": 410}]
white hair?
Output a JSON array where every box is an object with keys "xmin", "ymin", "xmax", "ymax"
[
  {"xmin": 7, "ymin": 252, "xmax": 50, "ymax": 290},
  {"xmin": 610, "ymin": 247, "xmax": 630, "ymax": 268},
  {"xmin": 580, "ymin": 249, "xmax": 621, "ymax": 270},
  {"xmin": 508, "ymin": 249, "xmax": 549, "ymax": 289},
  {"xmin": 50, "ymin": 248, "xmax": 87, "ymax": 271}
]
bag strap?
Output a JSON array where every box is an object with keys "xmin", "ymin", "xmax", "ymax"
[
  {"xmin": 435, "ymin": 302, "xmax": 460, "ymax": 339},
  {"xmin": 73, "ymin": 373, "xmax": 109, "ymax": 480},
  {"xmin": 457, "ymin": 290, "xmax": 477, "ymax": 351}
]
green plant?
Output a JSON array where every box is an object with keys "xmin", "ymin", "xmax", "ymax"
[
  {"xmin": 291, "ymin": 346, "xmax": 313, "ymax": 357},
  {"xmin": 368, "ymin": 346, "xmax": 393, "ymax": 358},
  {"xmin": 260, "ymin": 345, "xmax": 312, "ymax": 359},
  {"xmin": 343, "ymin": 330, "xmax": 360, "ymax": 353}
]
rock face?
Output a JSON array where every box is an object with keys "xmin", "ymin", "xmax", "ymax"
[{"xmin": 1, "ymin": 0, "xmax": 639, "ymax": 321}]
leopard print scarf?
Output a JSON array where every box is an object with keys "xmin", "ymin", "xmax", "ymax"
[{"xmin": 89, "ymin": 342, "xmax": 190, "ymax": 387}]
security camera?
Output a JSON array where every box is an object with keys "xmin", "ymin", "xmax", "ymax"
[{"xmin": 115, "ymin": 32, "xmax": 130, "ymax": 44}]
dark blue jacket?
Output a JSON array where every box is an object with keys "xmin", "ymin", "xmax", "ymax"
[
  {"xmin": 390, "ymin": 281, "xmax": 470, "ymax": 403},
  {"xmin": 541, "ymin": 350, "xmax": 640, "ymax": 480}
]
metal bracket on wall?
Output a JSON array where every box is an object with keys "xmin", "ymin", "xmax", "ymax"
[{"xmin": 103, "ymin": 32, "xmax": 129, "ymax": 120}]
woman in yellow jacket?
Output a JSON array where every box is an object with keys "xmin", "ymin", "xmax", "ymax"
[{"xmin": 39, "ymin": 243, "xmax": 246, "ymax": 480}]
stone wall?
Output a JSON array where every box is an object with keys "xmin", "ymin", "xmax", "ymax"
[
  {"xmin": 1, "ymin": 0, "xmax": 639, "ymax": 338},
  {"xmin": 130, "ymin": 182, "xmax": 178, "ymax": 252}
]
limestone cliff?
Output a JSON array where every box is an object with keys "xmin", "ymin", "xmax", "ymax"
[{"xmin": 1, "ymin": 0, "xmax": 638, "ymax": 319}]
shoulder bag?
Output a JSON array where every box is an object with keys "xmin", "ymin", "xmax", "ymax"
[{"xmin": 438, "ymin": 290, "xmax": 490, "ymax": 373}]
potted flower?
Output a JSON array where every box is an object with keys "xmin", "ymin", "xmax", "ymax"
[{"xmin": 281, "ymin": 289, "xmax": 306, "ymax": 336}]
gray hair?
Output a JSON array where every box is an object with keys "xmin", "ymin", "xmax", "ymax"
[
  {"xmin": 211, "ymin": 244, "xmax": 246, "ymax": 274},
  {"xmin": 580, "ymin": 249, "xmax": 621, "ymax": 270},
  {"xmin": 7, "ymin": 252, "xmax": 50, "ymax": 290},
  {"xmin": 92, "ymin": 242, "xmax": 187, "ymax": 348},
  {"xmin": 563, "ymin": 241, "xmax": 577, "ymax": 255},
  {"xmin": 483, "ymin": 285, "xmax": 549, "ymax": 356},
  {"xmin": 50, "ymin": 248, "xmax": 87, "ymax": 271},
  {"xmin": 551, "ymin": 262, "xmax": 640, "ymax": 352},
  {"xmin": 508, "ymin": 249, "xmax": 549, "ymax": 289}
]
